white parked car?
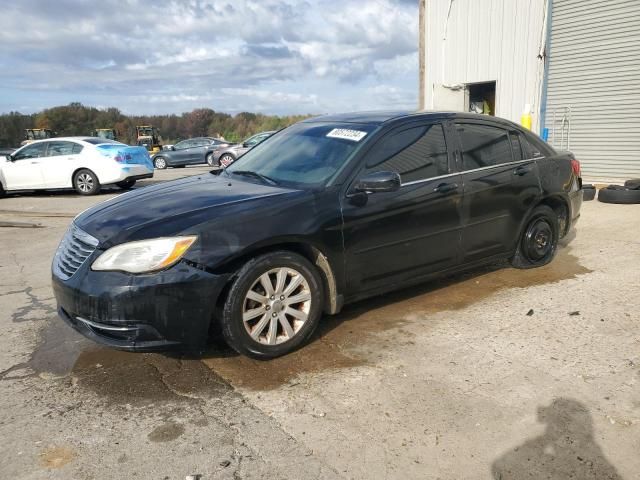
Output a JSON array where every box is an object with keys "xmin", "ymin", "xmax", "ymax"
[{"xmin": 0, "ymin": 137, "xmax": 154, "ymax": 196}]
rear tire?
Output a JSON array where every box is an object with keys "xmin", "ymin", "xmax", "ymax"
[
  {"xmin": 116, "ymin": 179, "xmax": 136, "ymax": 190},
  {"xmin": 511, "ymin": 205, "xmax": 559, "ymax": 269},
  {"xmin": 154, "ymin": 157, "xmax": 168, "ymax": 169},
  {"xmin": 220, "ymin": 251, "xmax": 324, "ymax": 359},
  {"xmin": 206, "ymin": 153, "xmax": 215, "ymax": 166},
  {"xmin": 73, "ymin": 169, "xmax": 100, "ymax": 195}
]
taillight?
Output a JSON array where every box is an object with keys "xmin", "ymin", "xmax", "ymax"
[
  {"xmin": 113, "ymin": 154, "xmax": 132, "ymax": 164},
  {"xmin": 570, "ymin": 159, "xmax": 581, "ymax": 176}
]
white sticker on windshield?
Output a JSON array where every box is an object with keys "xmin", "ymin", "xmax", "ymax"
[{"xmin": 326, "ymin": 128, "xmax": 368, "ymax": 142}]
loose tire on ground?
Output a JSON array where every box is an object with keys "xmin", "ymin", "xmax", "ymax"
[
  {"xmin": 511, "ymin": 205, "xmax": 559, "ymax": 269},
  {"xmin": 598, "ymin": 186, "xmax": 640, "ymax": 204},
  {"xmin": 624, "ymin": 179, "xmax": 640, "ymax": 190},
  {"xmin": 116, "ymin": 179, "xmax": 136, "ymax": 190},
  {"xmin": 220, "ymin": 251, "xmax": 324, "ymax": 359},
  {"xmin": 73, "ymin": 169, "xmax": 100, "ymax": 195},
  {"xmin": 583, "ymin": 188, "xmax": 596, "ymax": 201},
  {"xmin": 154, "ymin": 157, "xmax": 168, "ymax": 169}
]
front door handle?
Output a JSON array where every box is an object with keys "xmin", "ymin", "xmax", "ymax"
[
  {"xmin": 434, "ymin": 182, "xmax": 459, "ymax": 194},
  {"xmin": 514, "ymin": 165, "xmax": 532, "ymax": 176}
]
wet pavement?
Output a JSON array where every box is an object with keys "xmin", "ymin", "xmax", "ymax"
[{"xmin": 0, "ymin": 170, "xmax": 638, "ymax": 479}]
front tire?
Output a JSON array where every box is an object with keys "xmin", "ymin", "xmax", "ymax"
[
  {"xmin": 73, "ymin": 169, "xmax": 100, "ymax": 195},
  {"xmin": 154, "ymin": 157, "xmax": 168, "ymax": 169},
  {"xmin": 511, "ymin": 205, "xmax": 559, "ymax": 269},
  {"xmin": 206, "ymin": 153, "xmax": 215, "ymax": 166},
  {"xmin": 220, "ymin": 251, "xmax": 324, "ymax": 359},
  {"xmin": 219, "ymin": 154, "xmax": 235, "ymax": 167}
]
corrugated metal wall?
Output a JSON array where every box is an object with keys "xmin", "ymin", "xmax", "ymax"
[
  {"xmin": 423, "ymin": 0, "xmax": 547, "ymax": 130},
  {"xmin": 544, "ymin": 0, "xmax": 640, "ymax": 181}
]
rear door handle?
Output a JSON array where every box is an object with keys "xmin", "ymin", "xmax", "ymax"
[
  {"xmin": 514, "ymin": 165, "xmax": 532, "ymax": 176},
  {"xmin": 434, "ymin": 182, "xmax": 459, "ymax": 194}
]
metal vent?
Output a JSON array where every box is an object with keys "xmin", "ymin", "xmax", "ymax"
[{"xmin": 53, "ymin": 224, "xmax": 99, "ymax": 280}]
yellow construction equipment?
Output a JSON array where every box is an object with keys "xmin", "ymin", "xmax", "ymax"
[
  {"xmin": 21, "ymin": 128, "xmax": 54, "ymax": 146},
  {"xmin": 135, "ymin": 126, "xmax": 162, "ymax": 153}
]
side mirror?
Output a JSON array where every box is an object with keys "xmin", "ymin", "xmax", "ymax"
[
  {"xmin": 170, "ymin": 146, "xmax": 176, "ymax": 151},
  {"xmin": 4, "ymin": 154, "xmax": 14, "ymax": 162},
  {"xmin": 355, "ymin": 171, "xmax": 401, "ymax": 194},
  {"xmin": 242, "ymin": 142, "xmax": 250, "ymax": 148}
]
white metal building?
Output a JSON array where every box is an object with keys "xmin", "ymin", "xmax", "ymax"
[{"xmin": 419, "ymin": 0, "xmax": 640, "ymax": 182}]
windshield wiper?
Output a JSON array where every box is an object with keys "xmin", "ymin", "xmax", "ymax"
[{"xmin": 231, "ymin": 170, "xmax": 278, "ymax": 186}]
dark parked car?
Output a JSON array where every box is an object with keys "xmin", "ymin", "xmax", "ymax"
[
  {"xmin": 213, "ymin": 131, "xmax": 275, "ymax": 167},
  {"xmin": 52, "ymin": 111, "xmax": 582, "ymax": 358},
  {"xmin": 151, "ymin": 137, "xmax": 229, "ymax": 169}
]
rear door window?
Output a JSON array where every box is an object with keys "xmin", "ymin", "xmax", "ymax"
[
  {"xmin": 366, "ymin": 123, "xmax": 449, "ymax": 183},
  {"xmin": 45, "ymin": 141, "xmax": 77, "ymax": 157},
  {"xmin": 456, "ymin": 123, "xmax": 513, "ymax": 170}
]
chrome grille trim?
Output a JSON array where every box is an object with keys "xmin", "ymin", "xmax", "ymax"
[{"xmin": 53, "ymin": 224, "xmax": 99, "ymax": 280}]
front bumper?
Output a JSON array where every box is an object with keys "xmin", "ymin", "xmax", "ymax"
[{"xmin": 52, "ymin": 258, "xmax": 230, "ymax": 352}]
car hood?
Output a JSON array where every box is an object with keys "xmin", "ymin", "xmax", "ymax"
[{"xmin": 74, "ymin": 173, "xmax": 302, "ymax": 247}]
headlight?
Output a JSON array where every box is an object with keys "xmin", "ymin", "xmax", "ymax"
[{"xmin": 92, "ymin": 236, "xmax": 197, "ymax": 273}]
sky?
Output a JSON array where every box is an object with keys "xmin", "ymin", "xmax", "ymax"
[{"xmin": 0, "ymin": 0, "xmax": 419, "ymax": 116}]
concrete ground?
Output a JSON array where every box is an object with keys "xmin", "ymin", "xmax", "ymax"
[{"xmin": 0, "ymin": 166, "xmax": 638, "ymax": 479}]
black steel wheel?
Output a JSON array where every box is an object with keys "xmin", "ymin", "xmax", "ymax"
[{"xmin": 511, "ymin": 205, "xmax": 559, "ymax": 269}]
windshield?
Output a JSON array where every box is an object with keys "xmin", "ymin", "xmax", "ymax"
[{"xmin": 226, "ymin": 122, "xmax": 377, "ymax": 187}]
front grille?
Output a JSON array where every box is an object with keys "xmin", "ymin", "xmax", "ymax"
[{"xmin": 53, "ymin": 224, "xmax": 99, "ymax": 280}]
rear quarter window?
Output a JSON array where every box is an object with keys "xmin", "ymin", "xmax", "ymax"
[
  {"xmin": 522, "ymin": 131, "xmax": 555, "ymax": 158},
  {"xmin": 456, "ymin": 123, "xmax": 513, "ymax": 169}
]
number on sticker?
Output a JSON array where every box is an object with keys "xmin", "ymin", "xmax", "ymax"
[{"xmin": 326, "ymin": 129, "xmax": 367, "ymax": 142}]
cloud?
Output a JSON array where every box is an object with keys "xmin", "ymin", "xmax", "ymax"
[{"xmin": 0, "ymin": 0, "xmax": 418, "ymax": 115}]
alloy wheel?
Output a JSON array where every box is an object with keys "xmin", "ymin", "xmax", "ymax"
[
  {"xmin": 77, "ymin": 173, "xmax": 94, "ymax": 193},
  {"xmin": 242, "ymin": 267, "xmax": 312, "ymax": 345},
  {"xmin": 220, "ymin": 155, "xmax": 234, "ymax": 167}
]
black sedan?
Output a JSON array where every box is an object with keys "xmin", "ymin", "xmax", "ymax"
[
  {"xmin": 52, "ymin": 111, "xmax": 582, "ymax": 359},
  {"xmin": 151, "ymin": 137, "xmax": 228, "ymax": 169}
]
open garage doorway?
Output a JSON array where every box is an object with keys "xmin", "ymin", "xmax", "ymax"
[{"xmin": 467, "ymin": 81, "xmax": 496, "ymax": 116}]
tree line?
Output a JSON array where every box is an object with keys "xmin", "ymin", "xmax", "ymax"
[{"xmin": 0, "ymin": 103, "xmax": 313, "ymax": 147}]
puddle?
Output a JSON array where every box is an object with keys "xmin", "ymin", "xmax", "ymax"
[
  {"xmin": 203, "ymin": 250, "xmax": 592, "ymax": 390},
  {"xmin": 70, "ymin": 350, "xmax": 230, "ymax": 405},
  {"xmin": 15, "ymin": 250, "xmax": 591, "ymax": 397}
]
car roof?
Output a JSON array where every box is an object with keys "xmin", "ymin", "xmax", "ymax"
[{"xmin": 301, "ymin": 110, "xmax": 523, "ymax": 129}]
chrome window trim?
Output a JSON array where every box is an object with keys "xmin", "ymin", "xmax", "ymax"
[
  {"xmin": 399, "ymin": 158, "xmax": 543, "ymax": 187},
  {"xmin": 457, "ymin": 157, "xmax": 543, "ymax": 176},
  {"xmin": 401, "ymin": 172, "xmax": 459, "ymax": 187}
]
